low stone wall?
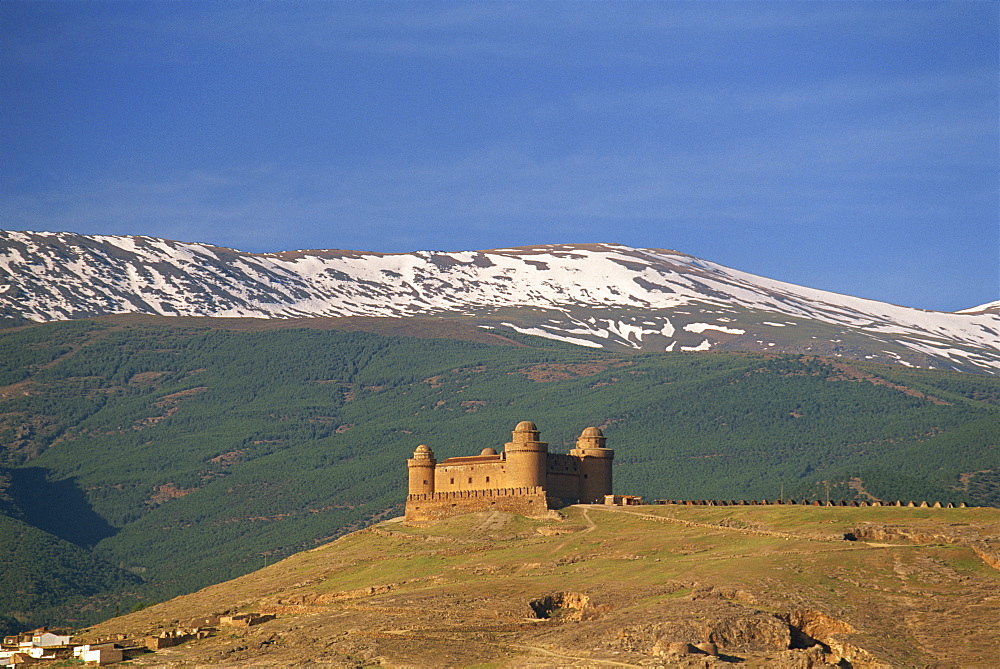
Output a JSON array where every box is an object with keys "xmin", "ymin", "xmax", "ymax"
[
  {"xmin": 654, "ymin": 499, "xmax": 971, "ymax": 508},
  {"xmin": 405, "ymin": 486, "xmax": 548, "ymax": 522},
  {"xmin": 145, "ymin": 634, "xmax": 187, "ymax": 650}
]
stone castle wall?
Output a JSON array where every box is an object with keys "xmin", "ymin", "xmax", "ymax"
[
  {"xmin": 404, "ymin": 421, "xmax": 613, "ymax": 522},
  {"xmin": 405, "ymin": 486, "xmax": 548, "ymax": 522},
  {"xmin": 435, "ymin": 458, "xmax": 506, "ymax": 493}
]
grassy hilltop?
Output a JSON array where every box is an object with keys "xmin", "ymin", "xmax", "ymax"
[
  {"xmin": 0, "ymin": 315, "xmax": 998, "ymax": 632},
  {"xmin": 81, "ymin": 504, "xmax": 1000, "ymax": 666}
]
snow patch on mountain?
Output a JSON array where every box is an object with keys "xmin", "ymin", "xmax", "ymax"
[
  {"xmin": 958, "ymin": 300, "xmax": 1000, "ymax": 315},
  {"xmin": 683, "ymin": 323, "xmax": 746, "ymax": 335},
  {"xmin": 499, "ymin": 322, "xmax": 603, "ymax": 348},
  {"xmin": 2, "ymin": 231, "xmax": 998, "ymax": 373}
]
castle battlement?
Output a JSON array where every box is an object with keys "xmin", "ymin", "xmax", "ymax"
[
  {"xmin": 407, "ymin": 486, "xmax": 545, "ymax": 503},
  {"xmin": 404, "ymin": 422, "xmax": 613, "ymax": 522}
]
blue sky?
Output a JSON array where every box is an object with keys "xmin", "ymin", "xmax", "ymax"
[{"xmin": 1, "ymin": 1, "xmax": 997, "ymax": 312}]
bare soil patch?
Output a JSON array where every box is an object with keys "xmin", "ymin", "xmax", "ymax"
[{"xmin": 518, "ymin": 360, "xmax": 630, "ymax": 382}]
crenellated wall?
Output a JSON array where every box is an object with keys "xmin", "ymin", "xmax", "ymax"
[{"xmin": 405, "ymin": 486, "xmax": 548, "ymax": 521}]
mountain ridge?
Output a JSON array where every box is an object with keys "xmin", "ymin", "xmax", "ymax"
[{"xmin": 3, "ymin": 230, "xmax": 998, "ymax": 373}]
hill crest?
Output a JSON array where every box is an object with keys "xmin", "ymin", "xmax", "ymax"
[{"xmin": 78, "ymin": 504, "xmax": 1000, "ymax": 667}]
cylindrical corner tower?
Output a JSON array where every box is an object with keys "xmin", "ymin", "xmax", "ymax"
[
  {"xmin": 407, "ymin": 444, "xmax": 436, "ymax": 495},
  {"xmin": 570, "ymin": 427, "xmax": 614, "ymax": 503},
  {"xmin": 504, "ymin": 420, "xmax": 548, "ymax": 488}
]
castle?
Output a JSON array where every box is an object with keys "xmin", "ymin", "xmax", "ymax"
[{"xmin": 405, "ymin": 421, "xmax": 614, "ymax": 522}]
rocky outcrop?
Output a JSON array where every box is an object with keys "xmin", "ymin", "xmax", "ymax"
[
  {"xmin": 614, "ymin": 596, "xmax": 878, "ymax": 668},
  {"xmin": 529, "ymin": 592, "xmax": 592, "ymax": 621},
  {"xmin": 701, "ymin": 611, "xmax": 792, "ymax": 651}
]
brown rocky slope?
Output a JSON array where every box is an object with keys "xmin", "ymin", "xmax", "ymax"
[{"xmin": 79, "ymin": 504, "xmax": 1000, "ymax": 667}]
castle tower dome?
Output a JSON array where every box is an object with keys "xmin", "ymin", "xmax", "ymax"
[
  {"xmin": 407, "ymin": 444, "xmax": 436, "ymax": 496},
  {"xmin": 504, "ymin": 420, "xmax": 547, "ymax": 488},
  {"xmin": 576, "ymin": 426, "xmax": 607, "ymax": 449},
  {"xmin": 512, "ymin": 421, "xmax": 540, "ymax": 442},
  {"xmin": 570, "ymin": 427, "xmax": 614, "ymax": 504},
  {"xmin": 412, "ymin": 444, "xmax": 434, "ymax": 459}
]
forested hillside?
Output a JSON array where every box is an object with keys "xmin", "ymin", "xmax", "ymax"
[{"xmin": 1, "ymin": 316, "xmax": 998, "ymax": 631}]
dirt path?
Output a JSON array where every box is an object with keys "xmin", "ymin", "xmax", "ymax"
[
  {"xmin": 588, "ymin": 505, "xmax": 808, "ymax": 541},
  {"xmin": 474, "ymin": 510, "xmax": 509, "ymax": 533},
  {"xmin": 506, "ymin": 642, "xmax": 643, "ymax": 667},
  {"xmin": 586, "ymin": 506, "xmax": 938, "ymax": 561},
  {"xmin": 669, "ymin": 544, "xmax": 918, "ymax": 563}
]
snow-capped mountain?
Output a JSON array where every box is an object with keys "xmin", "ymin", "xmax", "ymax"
[{"xmin": 3, "ymin": 230, "xmax": 999, "ymax": 374}]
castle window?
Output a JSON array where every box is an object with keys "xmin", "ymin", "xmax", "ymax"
[
  {"xmin": 468, "ymin": 477, "xmax": 473, "ymax": 484},
  {"xmin": 486, "ymin": 476, "xmax": 490, "ymax": 483},
  {"xmin": 450, "ymin": 478, "xmax": 455, "ymax": 484},
  {"xmin": 423, "ymin": 480, "xmax": 428, "ymax": 485}
]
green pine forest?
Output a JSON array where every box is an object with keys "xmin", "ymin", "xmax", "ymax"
[{"xmin": 0, "ymin": 316, "xmax": 998, "ymax": 634}]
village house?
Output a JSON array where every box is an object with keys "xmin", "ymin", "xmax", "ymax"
[
  {"xmin": 73, "ymin": 643, "xmax": 124, "ymax": 666},
  {"xmin": 0, "ymin": 628, "xmax": 74, "ymax": 666},
  {"xmin": 0, "ymin": 626, "xmax": 149, "ymax": 668}
]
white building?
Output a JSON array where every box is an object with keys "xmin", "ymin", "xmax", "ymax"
[
  {"xmin": 31, "ymin": 631, "xmax": 72, "ymax": 647},
  {"xmin": 74, "ymin": 644, "xmax": 124, "ymax": 665}
]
